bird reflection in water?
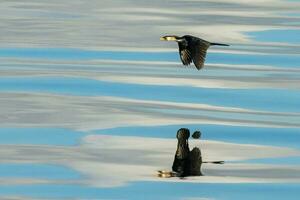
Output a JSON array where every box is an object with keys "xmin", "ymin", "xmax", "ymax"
[
  {"xmin": 158, "ymin": 128, "xmax": 224, "ymax": 178},
  {"xmin": 172, "ymin": 128, "xmax": 203, "ymax": 177}
]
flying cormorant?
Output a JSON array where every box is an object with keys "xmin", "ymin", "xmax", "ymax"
[{"xmin": 160, "ymin": 35, "xmax": 229, "ymax": 70}]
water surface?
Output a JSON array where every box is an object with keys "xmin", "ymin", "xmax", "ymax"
[{"xmin": 0, "ymin": 0, "xmax": 300, "ymax": 199}]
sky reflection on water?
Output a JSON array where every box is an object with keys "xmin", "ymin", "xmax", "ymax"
[
  {"xmin": 0, "ymin": 48, "xmax": 299, "ymax": 67},
  {"xmin": 0, "ymin": 77, "xmax": 300, "ymax": 113},
  {"xmin": 0, "ymin": 0, "xmax": 300, "ymax": 199},
  {"xmin": 0, "ymin": 182, "xmax": 300, "ymax": 200}
]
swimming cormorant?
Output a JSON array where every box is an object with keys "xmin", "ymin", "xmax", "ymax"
[{"xmin": 160, "ymin": 35, "xmax": 229, "ymax": 70}]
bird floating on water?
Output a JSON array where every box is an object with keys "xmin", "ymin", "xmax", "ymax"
[{"xmin": 160, "ymin": 35, "xmax": 229, "ymax": 70}]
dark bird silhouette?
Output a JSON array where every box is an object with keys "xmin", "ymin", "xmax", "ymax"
[
  {"xmin": 160, "ymin": 35, "xmax": 229, "ymax": 70},
  {"xmin": 192, "ymin": 130, "xmax": 201, "ymax": 139}
]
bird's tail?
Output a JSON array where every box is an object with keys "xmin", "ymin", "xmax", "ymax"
[
  {"xmin": 202, "ymin": 161, "xmax": 225, "ymax": 164},
  {"xmin": 210, "ymin": 42, "xmax": 229, "ymax": 46}
]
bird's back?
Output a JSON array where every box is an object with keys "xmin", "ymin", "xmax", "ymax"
[{"xmin": 183, "ymin": 35, "xmax": 209, "ymax": 46}]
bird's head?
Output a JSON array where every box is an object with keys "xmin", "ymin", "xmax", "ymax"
[{"xmin": 160, "ymin": 35, "xmax": 182, "ymax": 42}]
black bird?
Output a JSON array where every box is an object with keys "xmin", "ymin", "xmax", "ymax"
[
  {"xmin": 160, "ymin": 35, "xmax": 229, "ymax": 70},
  {"xmin": 192, "ymin": 130, "xmax": 201, "ymax": 139}
]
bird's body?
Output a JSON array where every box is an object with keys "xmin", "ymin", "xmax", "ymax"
[{"xmin": 160, "ymin": 35, "xmax": 229, "ymax": 70}]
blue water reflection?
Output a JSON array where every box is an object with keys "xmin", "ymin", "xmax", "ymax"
[
  {"xmin": 0, "ymin": 0, "xmax": 300, "ymax": 199},
  {"xmin": 0, "ymin": 48, "xmax": 299, "ymax": 67},
  {"xmin": 0, "ymin": 77, "xmax": 299, "ymax": 112},
  {"xmin": 248, "ymin": 29, "xmax": 300, "ymax": 44},
  {"xmin": 0, "ymin": 128, "xmax": 83, "ymax": 146},
  {"xmin": 0, "ymin": 182, "xmax": 299, "ymax": 200},
  {"xmin": 0, "ymin": 163, "xmax": 81, "ymax": 180}
]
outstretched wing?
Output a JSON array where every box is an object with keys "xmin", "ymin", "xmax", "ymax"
[
  {"xmin": 192, "ymin": 40, "xmax": 210, "ymax": 70},
  {"xmin": 178, "ymin": 42, "xmax": 192, "ymax": 66}
]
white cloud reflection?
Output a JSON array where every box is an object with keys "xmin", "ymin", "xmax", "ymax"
[
  {"xmin": 1, "ymin": 58, "xmax": 300, "ymax": 90},
  {"xmin": 0, "ymin": 0, "xmax": 299, "ymax": 54},
  {"xmin": 1, "ymin": 92, "xmax": 299, "ymax": 131},
  {"xmin": 0, "ymin": 0, "xmax": 299, "ymax": 194},
  {"xmin": 0, "ymin": 135, "xmax": 299, "ymax": 187}
]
